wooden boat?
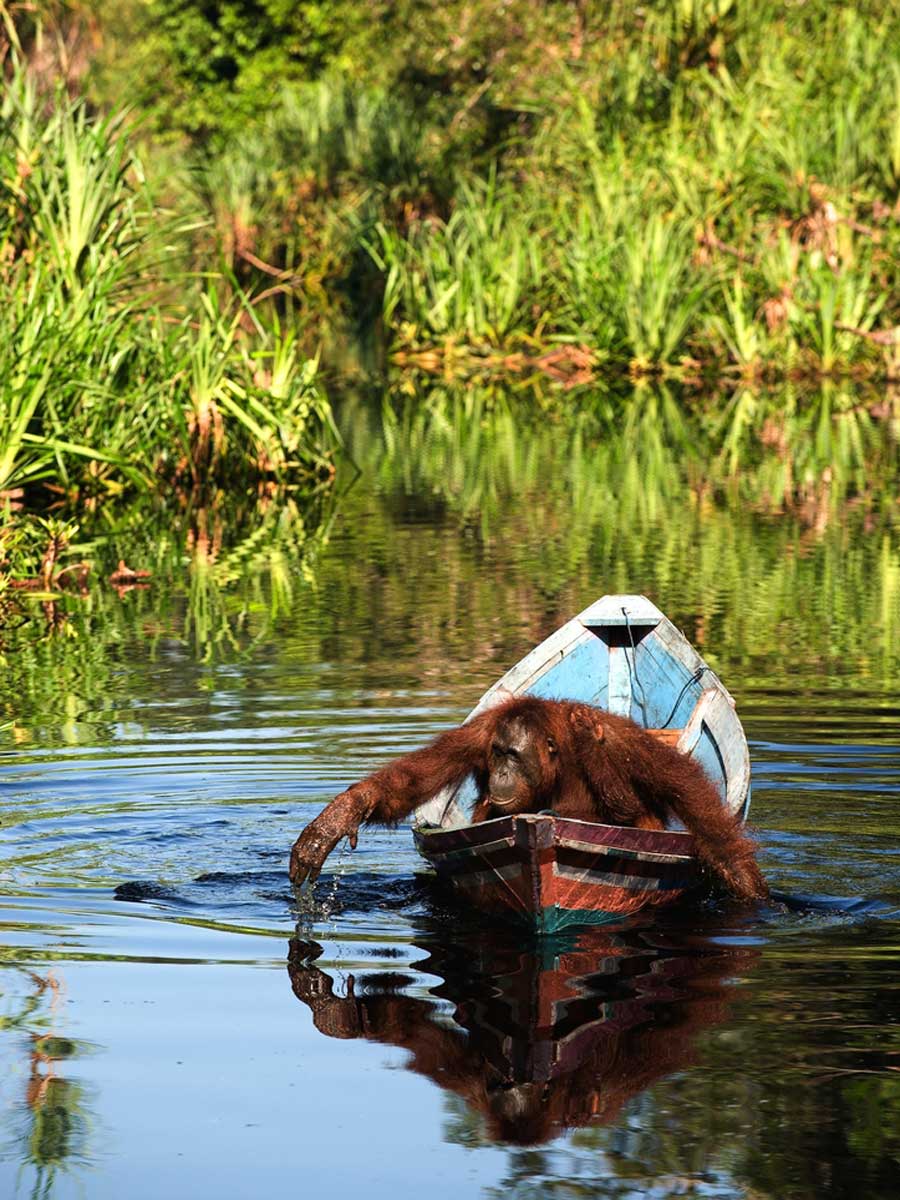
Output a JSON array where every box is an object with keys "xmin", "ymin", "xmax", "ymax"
[{"xmin": 413, "ymin": 594, "xmax": 751, "ymax": 933}]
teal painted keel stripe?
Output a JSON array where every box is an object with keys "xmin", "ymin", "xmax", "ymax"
[{"xmin": 530, "ymin": 906, "xmax": 636, "ymax": 935}]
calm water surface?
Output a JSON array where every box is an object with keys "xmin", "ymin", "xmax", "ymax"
[{"xmin": 2, "ymin": 394, "xmax": 899, "ymax": 1199}]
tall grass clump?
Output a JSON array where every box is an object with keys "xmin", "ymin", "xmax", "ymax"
[
  {"xmin": 0, "ymin": 57, "xmax": 336, "ymax": 503},
  {"xmin": 620, "ymin": 217, "xmax": 709, "ymax": 369},
  {"xmin": 357, "ymin": 1, "xmax": 900, "ymax": 381},
  {"xmin": 187, "ymin": 74, "xmax": 458, "ymax": 333},
  {"xmin": 370, "ymin": 177, "xmax": 548, "ymax": 351}
]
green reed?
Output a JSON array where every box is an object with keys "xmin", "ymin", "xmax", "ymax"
[
  {"xmin": 358, "ymin": 3, "xmax": 899, "ymax": 378},
  {"xmin": 0, "ymin": 57, "xmax": 336, "ymax": 502}
]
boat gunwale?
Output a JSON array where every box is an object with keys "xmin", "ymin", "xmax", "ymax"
[{"xmin": 414, "ymin": 812, "xmax": 697, "ymax": 865}]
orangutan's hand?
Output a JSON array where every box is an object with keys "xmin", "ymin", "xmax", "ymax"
[
  {"xmin": 715, "ymin": 850, "xmax": 770, "ymax": 903},
  {"xmin": 289, "ymin": 789, "xmax": 370, "ymax": 887}
]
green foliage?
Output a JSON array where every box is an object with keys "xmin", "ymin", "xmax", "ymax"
[
  {"xmin": 189, "ymin": 73, "xmax": 453, "ymax": 326},
  {"xmin": 371, "ymin": 176, "xmax": 547, "ymax": 347},
  {"xmin": 70, "ymin": 1, "xmax": 900, "ymax": 379},
  {"xmin": 620, "ymin": 217, "xmax": 709, "ymax": 366},
  {"xmin": 0, "ymin": 57, "xmax": 336, "ymax": 499},
  {"xmin": 131, "ymin": 0, "xmax": 896, "ymax": 378},
  {"xmin": 99, "ymin": 0, "xmax": 372, "ymax": 142}
]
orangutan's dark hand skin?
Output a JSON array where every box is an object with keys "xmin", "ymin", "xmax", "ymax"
[{"xmin": 289, "ymin": 787, "xmax": 373, "ymax": 886}]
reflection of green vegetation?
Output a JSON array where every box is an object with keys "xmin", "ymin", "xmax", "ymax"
[
  {"xmin": 333, "ymin": 383, "xmax": 900, "ymax": 692},
  {"xmin": 179, "ymin": 495, "xmax": 337, "ymax": 661},
  {"xmin": 0, "ymin": 968, "xmax": 93, "ymax": 1198},
  {"xmin": 2, "ymin": 380, "xmax": 898, "ymax": 743},
  {"xmin": 845, "ymin": 1077, "xmax": 900, "ymax": 1165},
  {"xmin": 24, "ymin": 1075, "xmax": 89, "ymax": 1197},
  {"xmin": 347, "ymin": 380, "xmax": 899, "ymax": 522},
  {"xmin": 0, "ymin": 492, "xmax": 335, "ymax": 738}
]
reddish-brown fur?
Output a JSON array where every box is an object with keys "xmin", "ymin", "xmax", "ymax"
[{"xmin": 289, "ymin": 696, "xmax": 767, "ymax": 901}]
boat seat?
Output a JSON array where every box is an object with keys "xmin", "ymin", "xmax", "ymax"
[{"xmin": 647, "ymin": 728, "xmax": 682, "ymax": 747}]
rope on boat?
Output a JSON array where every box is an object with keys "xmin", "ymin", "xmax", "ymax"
[
  {"xmin": 622, "ymin": 606, "xmax": 649, "ymax": 725},
  {"xmin": 660, "ymin": 667, "xmax": 710, "ymax": 729},
  {"xmin": 621, "ymin": 604, "xmax": 710, "ymax": 730}
]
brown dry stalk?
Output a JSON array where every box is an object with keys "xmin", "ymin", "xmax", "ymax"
[
  {"xmin": 698, "ymin": 227, "xmax": 755, "ymax": 265},
  {"xmin": 833, "ymin": 322, "xmax": 899, "ymax": 346},
  {"xmin": 237, "ymin": 246, "xmax": 302, "ymax": 283}
]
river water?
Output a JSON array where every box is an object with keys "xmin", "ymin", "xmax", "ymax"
[{"xmin": 1, "ymin": 389, "xmax": 899, "ymax": 1198}]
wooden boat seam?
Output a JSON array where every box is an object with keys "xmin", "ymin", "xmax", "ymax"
[
  {"xmin": 555, "ymin": 839, "xmax": 696, "ymax": 864},
  {"xmin": 413, "ymin": 833, "xmax": 521, "ymax": 861}
]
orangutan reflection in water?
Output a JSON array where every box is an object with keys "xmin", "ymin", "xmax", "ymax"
[{"xmin": 288, "ymin": 918, "xmax": 759, "ymax": 1146}]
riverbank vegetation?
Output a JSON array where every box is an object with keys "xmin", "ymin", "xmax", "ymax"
[
  {"xmin": 71, "ymin": 0, "xmax": 900, "ymax": 383},
  {"xmin": 0, "ymin": 41, "xmax": 337, "ymax": 507}
]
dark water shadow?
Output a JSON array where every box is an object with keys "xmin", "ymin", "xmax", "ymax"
[
  {"xmin": 763, "ymin": 888, "xmax": 899, "ymax": 925},
  {"xmin": 111, "ymin": 856, "xmax": 900, "ymax": 937},
  {"xmin": 112, "ymin": 868, "xmax": 436, "ymax": 921}
]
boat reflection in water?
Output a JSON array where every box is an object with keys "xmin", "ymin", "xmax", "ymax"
[{"xmin": 288, "ymin": 916, "xmax": 759, "ymax": 1146}]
